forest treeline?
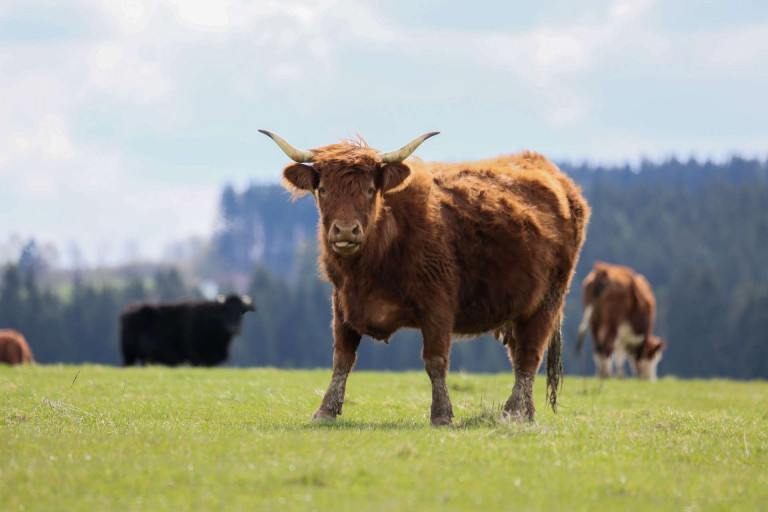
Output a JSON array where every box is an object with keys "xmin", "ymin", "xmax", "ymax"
[{"xmin": 1, "ymin": 156, "xmax": 767, "ymax": 378}]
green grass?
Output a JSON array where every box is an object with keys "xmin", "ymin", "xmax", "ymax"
[{"xmin": 1, "ymin": 365, "xmax": 766, "ymax": 511}]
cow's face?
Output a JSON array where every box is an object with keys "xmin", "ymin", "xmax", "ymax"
[
  {"xmin": 283, "ymin": 157, "xmax": 411, "ymax": 256},
  {"xmin": 262, "ymin": 131, "xmax": 438, "ymax": 257},
  {"xmin": 636, "ymin": 335, "xmax": 665, "ymax": 381},
  {"xmin": 218, "ymin": 294, "xmax": 256, "ymax": 334}
]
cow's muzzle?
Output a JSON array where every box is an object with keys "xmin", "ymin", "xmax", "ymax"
[{"xmin": 328, "ymin": 221, "xmax": 363, "ymax": 255}]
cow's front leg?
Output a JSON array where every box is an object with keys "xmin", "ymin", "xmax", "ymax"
[
  {"xmin": 312, "ymin": 295, "xmax": 361, "ymax": 422},
  {"xmin": 594, "ymin": 326, "xmax": 618, "ymax": 379},
  {"xmin": 593, "ymin": 352, "xmax": 613, "ymax": 379},
  {"xmin": 422, "ymin": 324, "xmax": 453, "ymax": 426}
]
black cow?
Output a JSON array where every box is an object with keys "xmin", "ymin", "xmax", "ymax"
[{"xmin": 120, "ymin": 294, "xmax": 256, "ymax": 366}]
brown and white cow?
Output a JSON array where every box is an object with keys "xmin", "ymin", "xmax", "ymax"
[
  {"xmin": 261, "ymin": 130, "xmax": 590, "ymax": 425},
  {"xmin": 0, "ymin": 329, "xmax": 35, "ymax": 365},
  {"xmin": 575, "ymin": 262, "xmax": 666, "ymax": 380}
]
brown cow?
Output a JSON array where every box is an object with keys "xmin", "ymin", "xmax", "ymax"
[
  {"xmin": 575, "ymin": 262, "xmax": 666, "ymax": 380},
  {"xmin": 0, "ymin": 329, "xmax": 35, "ymax": 365},
  {"xmin": 261, "ymin": 130, "xmax": 589, "ymax": 425}
]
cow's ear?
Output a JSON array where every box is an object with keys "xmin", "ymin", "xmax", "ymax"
[
  {"xmin": 378, "ymin": 163, "xmax": 411, "ymax": 193},
  {"xmin": 645, "ymin": 336, "xmax": 666, "ymax": 358},
  {"xmin": 282, "ymin": 164, "xmax": 318, "ymax": 198}
]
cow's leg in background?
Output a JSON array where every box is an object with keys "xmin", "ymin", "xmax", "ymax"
[
  {"xmin": 421, "ymin": 322, "xmax": 454, "ymax": 427},
  {"xmin": 311, "ymin": 293, "xmax": 362, "ymax": 422},
  {"xmin": 593, "ymin": 351, "xmax": 613, "ymax": 378},
  {"xmin": 503, "ymin": 307, "xmax": 560, "ymax": 421},
  {"xmin": 593, "ymin": 324, "xmax": 618, "ymax": 378},
  {"xmin": 612, "ymin": 343, "xmax": 629, "ymax": 378}
]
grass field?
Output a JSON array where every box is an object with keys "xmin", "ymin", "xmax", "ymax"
[{"xmin": 1, "ymin": 365, "xmax": 766, "ymax": 511}]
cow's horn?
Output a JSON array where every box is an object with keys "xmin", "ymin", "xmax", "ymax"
[
  {"xmin": 377, "ymin": 132, "xmax": 440, "ymax": 163},
  {"xmin": 259, "ymin": 129, "xmax": 315, "ymax": 163}
]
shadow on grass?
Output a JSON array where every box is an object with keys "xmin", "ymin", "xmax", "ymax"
[{"xmin": 263, "ymin": 401, "xmax": 547, "ymax": 434}]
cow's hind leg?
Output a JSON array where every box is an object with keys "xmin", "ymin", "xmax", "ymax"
[
  {"xmin": 312, "ymin": 294, "xmax": 362, "ymax": 422},
  {"xmin": 503, "ymin": 307, "xmax": 561, "ymax": 422},
  {"xmin": 613, "ymin": 344, "xmax": 628, "ymax": 378}
]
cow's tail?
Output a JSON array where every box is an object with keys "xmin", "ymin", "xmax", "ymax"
[
  {"xmin": 575, "ymin": 303, "xmax": 593, "ymax": 355},
  {"xmin": 546, "ymin": 315, "xmax": 564, "ymax": 413}
]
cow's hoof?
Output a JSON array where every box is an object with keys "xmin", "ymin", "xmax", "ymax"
[
  {"xmin": 501, "ymin": 407, "xmax": 534, "ymax": 423},
  {"xmin": 310, "ymin": 409, "xmax": 337, "ymax": 423},
  {"xmin": 501, "ymin": 409, "xmax": 524, "ymax": 422},
  {"xmin": 430, "ymin": 416, "xmax": 453, "ymax": 427}
]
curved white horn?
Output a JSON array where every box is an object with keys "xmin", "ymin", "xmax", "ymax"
[
  {"xmin": 377, "ymin": 132, "xmax": 440, "ymax": 163},
  {"xmin": 259, "ymin": 129, "xmax": 315, "ymax": 163}
]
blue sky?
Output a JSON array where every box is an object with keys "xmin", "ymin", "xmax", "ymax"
[{"xmin": 1, "ymin": 0, "xmax": 767, "ymax": 266}]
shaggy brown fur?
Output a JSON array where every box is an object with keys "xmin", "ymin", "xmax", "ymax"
[
  {"xmin": 279, "ymin": 138, "xmax": 590, "ymax": 425},
  {"xmin": 0, "ymin": 329, "xmax": 35, "ymax": 365},
  {"xmin": 576, "ymin": 261, "xmax": 666, "ymax": 380}
]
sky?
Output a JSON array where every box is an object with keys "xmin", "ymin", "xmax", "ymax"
[{"xmin": 1, "ymin": 0, "xmax": 767, "ymax": 266}]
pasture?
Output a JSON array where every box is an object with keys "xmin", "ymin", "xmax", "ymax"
[{"xmin": 1, "ymin": 365, "xmax": 766, "ymax": 511}]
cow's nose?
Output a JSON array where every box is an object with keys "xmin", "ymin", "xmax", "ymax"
[{"xmin": 331, "ymin": 221, "xmax": 362, "ymax": 240}]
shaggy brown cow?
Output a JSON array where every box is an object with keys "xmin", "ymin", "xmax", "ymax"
[
  {"xmin": 0, "ymin": 329, "xmax": 35, "ymax": 365},
  {"xmin": 575, "ymin": 262, "xmax": 666, "ymax": 380},
  {"xmin": 260, "ymin": 130, "xmax": 589, "ymax": 425}
]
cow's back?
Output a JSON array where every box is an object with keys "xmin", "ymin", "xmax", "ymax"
[
  {"xmin": 120, "ymin": 303, "xmax": 189, "ymax": 365},
  {"xmin": 397, "ymin": 153, "xmax": 589, "ymax": 332}
]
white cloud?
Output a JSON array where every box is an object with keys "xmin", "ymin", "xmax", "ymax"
[
  {"xmin": 90, "ymin": 43, "xmax": 124, "ymax": 71},
  {"xmin": 546, "ymin": 101, "xmax": 588, "ymax": 129},
  {"xmin": 534, "ymin": 31, "xmax": 585, "ymax": 68},
  {"xmin": 1, "ymin": 114, "xmax": 74, "ymax": 167},
  {"xmin": 268, "ymin": 62, "xmax": 303, "ymax": 83},
  {"xmin": 708, "ymin": 23, "xmax": 768, "ymax": 68},
  {"xmin": 40, "ymin": 115, "xmax": 75, "ymax": 159},
  {"xmin": 166, "ymin": 0, "xmax": 235, "ymax": 29},
  {"xmin": 609, "ymin": 0, "xmax": 656, "ymax": 23},
  {"xmin": 95, "ymin": 0, "xmax": 157, "ymax": 34},
  {"xmin": 86, "ymin": 42, "xmax": 173, "ymax": 103},
  {"xmin": 465, "ymin": 0, "xmax": 658, "ymax": 86}
]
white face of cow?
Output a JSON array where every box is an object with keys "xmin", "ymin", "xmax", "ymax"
[{"xmin": 636, "ymin": 351, "xmax": 662, "ymax": 381}]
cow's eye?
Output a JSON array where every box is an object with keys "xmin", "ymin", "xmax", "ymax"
[
  {"xmin": 318, "ymin": 186, "xmax": 326, "ymax": 197},
  {"xmin": 366, "ymin": 186, "xmax": 376, "ymax": 197}
]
